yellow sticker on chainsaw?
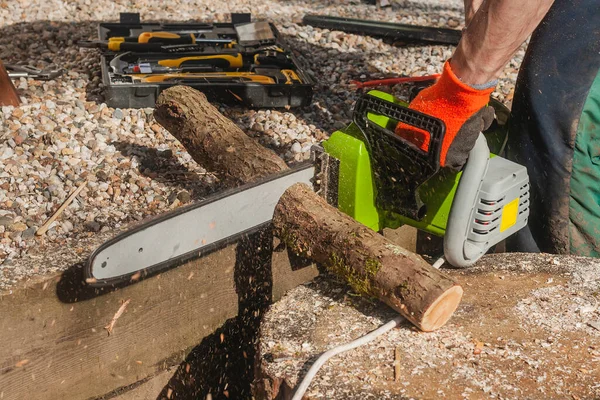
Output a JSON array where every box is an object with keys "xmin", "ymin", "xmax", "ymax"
[{"xmin": 500, "ymin": 198, "xmax": 519, "ymax": 232}]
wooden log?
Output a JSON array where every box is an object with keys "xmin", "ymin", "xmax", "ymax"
[
  {"xmin": 272, "ymin": 183, "xmax": 463, "ymax": 332},
  {"xmin": 154, "ymin": 86, "xmax": 289, "ymax": 183},
  {"xmin": 0, "ymin": 60, "xmax": 20, "ymax": 106}
]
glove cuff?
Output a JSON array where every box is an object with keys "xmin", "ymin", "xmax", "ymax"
[{"xmin": 435, "ymin": 60, "xmax": 495, "ymax": 104}]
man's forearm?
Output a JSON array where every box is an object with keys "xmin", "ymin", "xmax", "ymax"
[
  {"xmin": 463, "ymin": 0, "xmax": 483, "ymax": 26},
  {"xmin": 452, "ymin": 0, "xmax": 554, "ymax": 86}
]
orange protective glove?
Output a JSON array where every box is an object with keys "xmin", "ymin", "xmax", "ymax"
[{"xmin": 396, "ymin": 60, "xmax": 496, "ymax": 170}]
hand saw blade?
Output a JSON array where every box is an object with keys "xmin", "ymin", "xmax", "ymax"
[{"xmin": 84, "ymin": 163, "xmax": 316, "ymax": 287}]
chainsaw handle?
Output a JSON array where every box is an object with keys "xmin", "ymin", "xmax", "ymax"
[
  {"xmin": 352, "ymin": 92, "xmax": 446, "ymax": 220},
  {"xmin": 444, "ymin": 133, "xmax": 491, "ymax": 268}
]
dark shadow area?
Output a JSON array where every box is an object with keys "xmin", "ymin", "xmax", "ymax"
[
  {"xmin": 157, "ymin": 225, "xmax": 275, "ymax": 400},
  {"xmin": 111, "ymin": 141, "xmax": 223, "ymax": 201},
  {"xmin": 56, "ymin": 262, "xmax": 116, "ymax": 303},
  {"xmin": 0, "ymin": 20, "xmax": 104, "ymax": 102}
]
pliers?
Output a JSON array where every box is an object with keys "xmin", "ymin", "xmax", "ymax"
[{"xmin": 6, "ymin": 64, "xmax": 64, "ymax": 80}]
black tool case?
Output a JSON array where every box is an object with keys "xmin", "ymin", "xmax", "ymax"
[{"xmin": 97, "ymin": 13, "xmax": 314, "ymax": 109}]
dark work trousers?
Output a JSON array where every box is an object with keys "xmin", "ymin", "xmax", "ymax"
[{"xmin": 505, "ymin": 0, "xmax": 600, "ymax": 256}]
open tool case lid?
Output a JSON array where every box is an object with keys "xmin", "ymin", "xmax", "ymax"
[{"xmin": 98, "ymin": 13, "xmax": 314, "ymax": 109}]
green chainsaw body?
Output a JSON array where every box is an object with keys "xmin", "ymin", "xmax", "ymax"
[{"xmin": 322, "ymin": 90, "xmax": 510, "ymax": 236}]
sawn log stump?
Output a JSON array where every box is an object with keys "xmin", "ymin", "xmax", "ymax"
[{"xmin": 273, "ymin": 183, "xmax": 463, "ymax": 332}]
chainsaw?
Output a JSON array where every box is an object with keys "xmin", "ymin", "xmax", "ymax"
[{"xmin": 84, "ymin": 90, "xmax": 530, "ymax": 286}]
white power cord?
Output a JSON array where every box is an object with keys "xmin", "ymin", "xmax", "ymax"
[
  {"xmin": 291, "ymin": 315, "xmax": 405, "ymax": 400},
  {"xmin": 432, "ymin": 256, "xmax": 446, "ymax": 269}
]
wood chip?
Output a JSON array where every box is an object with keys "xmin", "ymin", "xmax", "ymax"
[
  {"xmin": 15, "ymin": 359, "xmax": 29, "ymax": 368},
  {"xmin": 588, "ymin": 321, "xmax": 600, "ymax": 331},
  {"xmin": 105, "ymin": 299, "xmax": 131, "ymax": 336},
  {"xmin": 130, "ymin": 271, "xmax": 141, "ymax": 282},
  {"xmin": 473, "ymin": 340, "xmax": 484, "ymax": 355},
  {"xmin": 394, "ymin": 347, "xmax": 401, "ymax": 382},
  {"xmin": 36, "ymin": 180, "xmax": 87, "ymax": 236}
]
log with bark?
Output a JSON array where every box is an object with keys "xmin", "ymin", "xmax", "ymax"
[
  {"xmin": 153, "ymin": 86, "xmax": 462, "ymax": 332},
  {"xmin": 154, "ymin": 85, "xmax": 289, "ymax": 183},
  {"xmin": 272, "ymin": 183, "xmax": 463, "ymax": 332}
]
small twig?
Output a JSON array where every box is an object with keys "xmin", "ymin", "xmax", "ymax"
[
  {"xmin": 394, "ymin": 347, "xmax": 401, "ymax": 382},
  {"xmin": 105, "ymin": 299, "xmax": 131, "ymax": 336},
  {"xmin": 36, "ymin": 180, "xmax": 87, "ymax": 236}
]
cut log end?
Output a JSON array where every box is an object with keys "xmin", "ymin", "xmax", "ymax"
[{"xmin": 420, "ymin": 284, "xmax": 463, "ymax": 332}]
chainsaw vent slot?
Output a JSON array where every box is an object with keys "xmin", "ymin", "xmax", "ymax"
[
  {"xmin": 480, "ymin": 196, "xmax": 505, "ymax": 206},
  {"xmin": 352, "ymin": 93, "xmax": 445, "ymax": 221},
  {"xmin": 473, "ymin": 225, "xmax": 498, "ymax": 235},
  {"xmin": 475, "ymin": 216, "xmax": 499, "ymax": 226}
]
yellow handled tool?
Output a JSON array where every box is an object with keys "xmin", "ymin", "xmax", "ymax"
[
  {"xmin": 107, "ymin": 32, "xmax": 195, "ymax": 51},
  {"xmin": 137, "ymin": 32, "xmax": 195, "ymax": 44},
  {"xmin": 157, "ymin": 54, "xmax": 243, "ymax": 69}
]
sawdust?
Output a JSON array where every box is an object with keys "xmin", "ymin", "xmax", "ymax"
[{"xmin": 256, "ymin": 252, "xmax": 600, "ymax": 399}]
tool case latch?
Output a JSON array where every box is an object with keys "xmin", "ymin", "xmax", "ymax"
[
  {"xmin": 120, "ymin": 13, "xmax": 140, "ymax": 24},
  {"xmin": 231, "ymin": 13, "xmax": 252, "ymax": 24}
]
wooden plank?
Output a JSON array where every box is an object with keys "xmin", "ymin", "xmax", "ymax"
[
  {"xmin": 116, "ymin": 370, "xmax": 174, "ymax": 400},
  {"xmin": 0, "ymin": 237, "xmax": 318, "ymax": 400}
]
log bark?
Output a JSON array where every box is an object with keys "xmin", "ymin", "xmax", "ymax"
[
  {"xmin": 0, "ymin": 60, "xmax": 20, "ymax": 106},
  {"xmin": 272, "ymin": 183, "xmax": 463, "ymax": 332},
  {"xmin": 154, "ymin": 86, "xmax": 289, "ymax": 183}
]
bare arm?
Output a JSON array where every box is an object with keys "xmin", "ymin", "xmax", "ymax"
[
  {"xmin": 452, "ymin": 0, "xmax": 555, "ymax": 86},
  {"xmin": 463, "ymin": 0, "xmax": 484, "ymax": 26}
]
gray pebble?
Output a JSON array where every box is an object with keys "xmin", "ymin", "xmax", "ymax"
[
  {"xmin": 177, "ymin": 190, "xmax": 191, "ymax": 203},
  {"xmin": 291, "ymin": 142, "xmax": 302, "ymax": 153},
  {"xmin": 84, "ymin": 221, "xmax": 101, "ymax": 232},
  {"xmin": 0, "ymin": 216, "xmax": 13, "ymax": 227},
  {"xmin": 96, "ymin": 170, "xmax": 109, "ymax": 181},
  {"xmin": 22, "ymin": 228, "xmax": 36, "ymax": 239},
  {"xmin": 113, "ymin": 109, "xmax": 124, "ymax": 120}
]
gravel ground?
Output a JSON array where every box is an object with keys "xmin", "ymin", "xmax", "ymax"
[{"xmin": 0, "ymin": 0, "xmax": 522, "ymax": 287}]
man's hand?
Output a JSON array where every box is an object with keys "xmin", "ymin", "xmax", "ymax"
[{"xmin": 395, "ymin": 61, "xmax": 495, "ymax": 170}]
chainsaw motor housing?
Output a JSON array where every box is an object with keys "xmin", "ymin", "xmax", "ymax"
[{"xmin": 318, "ymin": 90, "xmax": 530, "ymax": 268}]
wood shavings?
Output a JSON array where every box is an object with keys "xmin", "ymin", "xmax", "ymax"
[
  {"xmin": 130, "ymin": 271, "xmax": 141, "ymax": 282},
  {"xmin": 104, "ymin": 299, "xmax": 131, "ymax": 336}
]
